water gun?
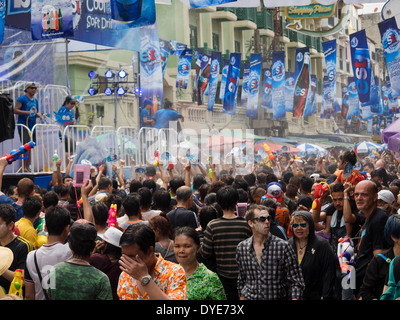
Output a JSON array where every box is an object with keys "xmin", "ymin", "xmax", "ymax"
[
  {"xmin": 337, "ymin": 237, "xmax": 355, "ymax": 274},
  {"xmin": 263, "ymin": 143, "xmax": 274, "ymax": 161},
  {"xmin": 153, "ymin": 150, "xmax": 160, "ymax": 167},
  {"xmin": 36, "ymin": 215, "xmax": 48, "ymax": 248},
  {"xmin": 167, "ymin": 161, "xmax": 174, "ymax": 171},
  {"xmin": 209, "ymin": 168, "xmax": 213, "ymax": 180},
  {"xmin": 8, "ymin": 269, "xmax": 23, "ymax": 297},
  {"xmin": 312, "ymin": 182, "xmax": 330, "ymax": 210},
  {"xmin": 3, "ymin": 141, "xmax": 36, "ymax": 164},
  {"xmin": 108, "ymin": 204, "xmax": 117, "ymax": 228}
]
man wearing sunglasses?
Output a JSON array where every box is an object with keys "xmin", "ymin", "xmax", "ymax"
[
  {"xmin": 236, "ymin": 204, "xmax": 305, "ymax": 300},
  {"xmin": 14, "ymin": 83, "xmax": 42, "ymax": 172}
]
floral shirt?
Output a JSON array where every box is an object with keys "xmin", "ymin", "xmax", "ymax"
[
  {"xmin": 186, "ymin": 263, "xmax": 226, "ymax": 300},
  {"xmin": 117, "ymin": 254, "xmax": 187, "ymax": 300}
]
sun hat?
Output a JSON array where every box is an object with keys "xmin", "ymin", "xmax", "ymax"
[
  {"xmin": 0, "ymin": 247, "xmax": 14, "ymax": 276},
  {"xmin": 100, "ymin": 227, "xmax": 123, "ymax": 248}
]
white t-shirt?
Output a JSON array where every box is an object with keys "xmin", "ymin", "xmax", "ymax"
[
  {"xmin": 25, "ymin": 242, "xmax": 73, "ymax": 300},
  {"xmin": 141, "ymin": 209, "xmax": 161, "ymax": 221}
]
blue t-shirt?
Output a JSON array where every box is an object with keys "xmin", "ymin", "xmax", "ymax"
[
  {"xmin": 55, "ymin": 106, "xmax": 74, "ymax": 127},
  {"xmin": 16, "ymin": 95, "xmax": 39, "ymax": 130},
  {"xmin": 0, "ymin": 194, "xmax": 23, "ymax": 221},
  {"xmin": 152, "ymin": 109, "xmax": 182, "ymax": 129},
  {"xmin": 140, "ymin": 108, "xmax": 151, "ymax": 127}
]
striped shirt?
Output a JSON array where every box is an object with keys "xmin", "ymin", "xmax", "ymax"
[
  {"xmin": 236, "ymin": 234, "xmax": 305, "ymax": 300},
  {"xmin": 200, "ymin": 217, "xmax": 252, "ymax": 279}
]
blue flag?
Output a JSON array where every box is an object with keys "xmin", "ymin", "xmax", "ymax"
[
  {"xmin": 246, "ymin": 53, "xmax": 262, "ymax": 118},
  {"xmin": 176, "ymin": 49, "xmax": 192, "ymax": 89},
  {"xmin": 223, "ymin": 53, "xmax": 241, "ymax": 115},
  {"xmin": 271, "ymin": 51, "xmax": 285, "ymax": 119},
  {"xmin": 261, "ymin": 68, "xmax": 272, "ymax": 110},
  {"xmin": 207, "ymin": 51, "xmax": 221, "ymax": 111}
]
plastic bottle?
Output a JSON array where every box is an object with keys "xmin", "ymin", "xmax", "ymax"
[
  {"xmin": 8, "ymin": 269, "xmax": 23, "ymax": 296},
  {"xmin": 52, "ymin": 150, "xmax": 59, "ymax": 171}
]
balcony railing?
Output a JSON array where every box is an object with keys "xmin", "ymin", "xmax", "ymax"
[{"xmin": 256, "ymin": 9, "xmax": 274, "ymax": 31}]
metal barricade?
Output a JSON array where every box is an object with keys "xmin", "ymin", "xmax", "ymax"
[
  {"xmin": 63, "ymin": 125, "xmax": 91, "ymax": 158},
  {"xmin": 42, "ymin": 84, "xmax": 70, "ymax": 116},
  {"xmin": 158, "ymin": 128, "xmax": 179, "ymax": 164},
  {"xmin": 31, "ymin": 124, "xmax": 65, "ymax": 173},
  {"xmin": 91, "ymin": 126, "xmax": 117, "ymax": 159},
  {"xmin": 137, "ymin": 127, "xmax": 159, "ymax": 166},
  {"xmin": 116, "ymin": 126, "xmax": 138, "ymax": 167}
]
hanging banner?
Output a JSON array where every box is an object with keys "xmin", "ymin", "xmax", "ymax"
[
  {"xmin": 379, "ymin": 17, "xmax": 400, "ymax": 98},
  {"xmin": 176, "ymin": 48, "xmax": 192, "ymax": 89},
  {"xmin": 207, "ymin": 51, "xmax": 221, "ymax": 111},
  {"xmin": 347, "ymin": 76, "xmax": 360, "ymax": 119},
  {"xmin": 342, "ymin": 86, "xmax": 349, "ymax": 119},
  {"xmin": 285, "ymin": 71, "xmax": 295, "ymax": 112},
  {"xmin": 246, "ymin": 53, "xmax": 262, "ymax": 118},
  {"xmin": 304, "ymin": 74, "xmax": 317, "ymax": 117},
  {"xmin": 189, "ymin": 0, "xmax": 237, "ymax": 9},
  {"xmin": 31, "ymin": 0, "xmax": 74, "ymax": 40},
  {"xmin": 170, "ymin": 40, "xmax": 187, "ymax": 56},
  {"xmin": 241, "ymin": 63, "xmax": 250, "ymax": 106},
  {"xmin": 293, "ymin": 48, "xmax": 310, "ymax": 117},
  {"xmin": 349, "ymin": 30, "xmax": 373, "ymax": 104},
  {"xmin": 322, "ymin": 40, "xmax": 338, "ymax": 112},
  {"xmin": 386, "ymin": 75, "xmax": 400, "ymax": 114},
  {"xmin": 222, "ymin": 52, "xmax": 241, "ymax": 115},
  {"xmin": 261, "ymin": 68, "xmax": 272, "ymax": 109},
  {"xmin": 159, "ymin": 39, "xmax": 170, "ymax": 79},
  {"xmin": 219, "ymin": 59, "xmax": 229, "ymax": 101},
  {"xmin": 321, "ymin": 75, "xmax": 331, "ymax": 119},
  {"xmin": 272, "ymin": 51, "xmax": 286, "ymax": 119},
  {"xmin": 196, "ymin": 52, "xmax": 211, "ymax": 105},
  {"xmin": 0, "ymin": 0, "xmax": 5, "ymax": 45},
  {"xmin": 139, "ymin": 24, "xmax": 163, "ymax": 118}
]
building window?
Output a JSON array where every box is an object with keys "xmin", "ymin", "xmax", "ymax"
[
  {"xmin": 190, "ymin": 25, "xmax": 198, "ymax": 49},
  {"xmin": 212, "ymin": 33, "xmax": 220, "ymax": 51},
  {"xmin": 96, "ymin": 105, "xmax": 104, "ymax": 118},
  {"xmin": 235, "ymin": 41, "xmax": 241, "ymax": 53}
]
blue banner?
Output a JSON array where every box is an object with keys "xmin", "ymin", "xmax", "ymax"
[
  {"xmin": 304, "ymin": 74, "xmax": 316, "ymax": 117},
  {"xmin": 261, "ymin": 68, "xmax": 272, "ymax": 109},
  {"xmin": 196, "ymin": 52, "xmax": 211, "ymax": 105},
  {"xmin": 0, "ymin": 0, "xmax": 5, "ymax": 45},
  {"xmin": 159, "ymin": 39, "xmax": 170, "ymax": 79},
  {"xmin": 322, "ymin": 40, "xmax": 338, "ymax": 112},
  {"xmin": 293, "ymin": 48, "xmax": 310, "ymax": 117},
  {"xmin": 222, "ymin": 52, "xmax": 241, "ymax": 115},
  {"xmin": 139, "ymin": 24, "xmax": 163, "ymax": 119},
  {"xmin": 189, "ymin": 0, "xmax": 237, "ymax": 9},
  {"xmin": 347, "ymin": 76, "xmax": 360, "ymax": 120},
  {"xmin": 219, "ymin": 59, "xmax": 229, "ymax": 100},
  {"xmin": 31, "ymin": 0, "xmax": 74, "ymax": 40},
  {"xmin": 246, "ymin": 53, "xmax": 262, "ymax": 119},
  {"xmin": 379, "ymin": 17, "xmax": 400, "ymax": 98},
  {"xmin": 386, "ymin": 75, "xmax": 400, "ymax": 114},
  {"xmin": 271, "ymin": 51, "xmax": 285, "ymax": 119},
  {"xmin": 349, "ymin": 30, "xmax": 373, "ymax": 103},
  {"xmin": 321, "ymin": 76, "xmax": 331, "ymax": 119},
  {"xmin": 170, "ymin": 40, "xmax": 187, "ymax": 56},
  {"xmin": 241, "ymin": 63, "xmax": 250, "ymax": 106},
  {"xmin": 176, "ymin": 48, "xmax": 192, "ymax": 89},
  {"xmin": 285, "ymin": 71, "xmax": 294, "ymax": 112},
  {"xmin": 207, "ymin": 51, "xmax": 221, "ymax": 111}
]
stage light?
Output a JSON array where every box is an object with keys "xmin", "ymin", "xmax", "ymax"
[
  {"xmin": 134, "ymin": 87, "xmax": 142, "ymax": 96},
  {"xmin": 118, "ymin": 70, "xmax": 127, "ymax": 78},
  {"xmin": 117, "ymin": 87, "xmax": 126, "ymax": 95},
  {"xmin": 104, "ymin": 87, "xmax": 113, "ymax": 96},
  {"xmin": 105, "ymin": 69, "xmax": 114, "ymax": 78},
  {"xmin": 88, "ymin": 87, "xmax": 98, "ymax": 95},
  {"xmin": 88, "ymin": 71, "xmax": 98, "ymax": 79}
]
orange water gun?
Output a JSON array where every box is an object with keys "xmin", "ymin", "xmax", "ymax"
[
  {"xmin": 153, "ymin": 150, "xmax": 160, "ymax": 167},
  {"xmin": 312, "ymin": 182, "xmax": 330, "ymax": 210},
  {"xmin": 263, "ymin": 143, "xmax": 274, "ymax": 161}
]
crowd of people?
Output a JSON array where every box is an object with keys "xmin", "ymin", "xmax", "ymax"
[{"xmin": 1, "ymin": 142, "xmax": 400, "ymax": 301}]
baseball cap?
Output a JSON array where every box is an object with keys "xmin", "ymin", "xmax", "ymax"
[
  {"xmin": 378, "ymin": 190, "xmax": 395, "ymax": 205},
  {"xmin": 24, "ymin": 82, "xmax": 36, "ymax": 92},
  {"xmin": 69, "ymin": 220, "xmax": 97, "ymax": 243},
  {"xmin": 99, "ymin": 227, "xmax": 123, "ymax": 248},
  {"xmin": 143, "ymin": 98, "xmax": 152, "ymax": 107}
]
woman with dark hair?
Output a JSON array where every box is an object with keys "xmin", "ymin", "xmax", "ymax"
[
  {"xmin": 56, "ymin": 96, "xmax": 79, "ymax": 156},
  {"xmin": 173, "ymin": 226, "xmax": 226, "ymax": 300},
  {"xmin": 148, "ymin": 215, "xmax": 177, "ymax": 263},
  {"xmin": 288, "ymin": 211, "xmax": 337, "ymax": 300}
]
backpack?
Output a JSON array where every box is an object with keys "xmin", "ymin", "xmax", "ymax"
[{"xmin": 380, "ymin": 256, "xmax": 400, "ymax": 300}]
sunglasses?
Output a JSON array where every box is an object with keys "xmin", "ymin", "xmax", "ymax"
[
  {"xmin": 252, "ymin": 215, "xmax": 271, "ymax": 223},
  {"xmin": 29, "ymin": 87, "xmax": 37, "ymax": 90},
  {"xmin": 292, "ymin": 223, "xmax": 307, "ymax": 229}
]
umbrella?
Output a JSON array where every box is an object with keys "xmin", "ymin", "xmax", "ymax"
[
  {"xmin": 382, "ymin": 118, "xmax": 400, "ymax": 144},
  {"xmin": 296, "ymin": 143, "xmax": 327, "ymax": 156},
  {"xmin": 354, "ymin": 141, "xmax": 384, "ymax": 154}
]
